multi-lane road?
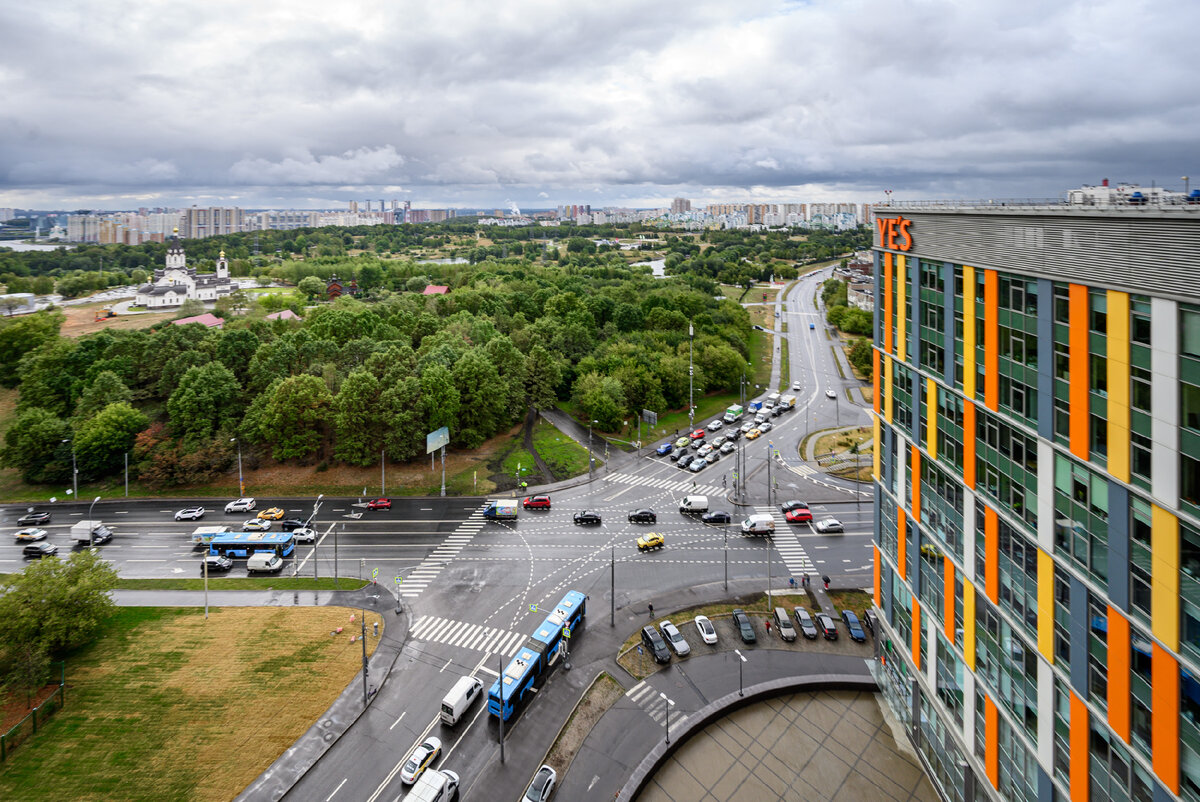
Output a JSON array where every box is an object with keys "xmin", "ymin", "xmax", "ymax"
[{"xmin": 2, "ymin": 266, "xmax": 878, "ymax": 801}]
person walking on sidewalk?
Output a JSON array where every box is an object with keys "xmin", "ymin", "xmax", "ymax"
[
  {"xmin": 822, "ymin": 575, "xmax": 831, "ymax": 590},
  {"xmin": 648, "ymin": 603, "xmax": 654, "ymax": 617}
]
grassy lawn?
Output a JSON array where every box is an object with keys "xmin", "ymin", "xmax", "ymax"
[
  {"xmin": 114, "ymin": 577, "xmax": 369, "ymax": 591},
  {"xmin": 779, "ymin": 337, "xmax": 789, "ymax": 391},
  {"xmin": 500, "ymin": 445, "xmax": 538, "ymax": 485},
  {"xmin": 748, "ymin": 328, "xmax": 772, "ymax": 387},
  {"xmin": 0, "ymin": 606, "xmax": 380, "ymax": 801},
  {"xmin": 814, "ymin": 426, "xmax": 871, "ymax": 457},
  {"xmin": 532, "ymin": 418, "xmax": 592, "ymax": 479}
]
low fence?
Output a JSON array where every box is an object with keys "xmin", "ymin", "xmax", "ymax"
[{"xmin": 0, "ymin": 667, "xmax": 66, "ymax": 762}]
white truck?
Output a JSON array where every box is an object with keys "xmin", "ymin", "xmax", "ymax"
[
  {"xmin": 723, "ymin": 404, "xmax": 744, "ymax": 423},
  {"xmin": 406, "ymin": 768, "xmax": 460, "ymax": 802},
  {"xmin": 764, "ymin": 392, "xmax": 781, "ymax": 409},
  {"xmin": 71, "ymin": 520, "xmax": 113, "ymax": 545},
  {"xmin": 779, "ymin": 394, "xmax": 797, "ymax": 410}
]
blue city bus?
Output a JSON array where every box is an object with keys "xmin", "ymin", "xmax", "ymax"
[
  {"xmin": 208, "ymin": 531, "xmax": 295, "ymax": 559},
  {"xmin": 488, "ymin": 590, "xmax": 586, "ymax": 721}
]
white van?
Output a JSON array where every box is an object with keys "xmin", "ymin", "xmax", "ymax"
[
  {"xmin": 246, "ymin": 553, "xmax": 283, "ymax": 573},
  {"xmin": 678, "ymin": 495, "xmax": 709, "ymax": 513},
  {"xmin": 741, "ymin": 514, "xmax": 776, "ymax": 535},
  {"xmin": 406, "ymin": 769, "xmax": 460, "ymax": 802},
  {"xmin": 440, "ymin": 675, "xmax": 483, "ymax": 725}
]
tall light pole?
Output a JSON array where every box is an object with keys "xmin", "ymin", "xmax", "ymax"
[
  {"xmin": 87, "ymin": 496, "xmax": 101, "ymax": 547},
  {"xmin": 688, "ymin": 322, "xmax": 694, "ymax": 433},
  {"xmin": 380, "ymin": 449, "xmax": 386, "ymax": 496},
  {"xmin": 62, "ymin": 439, "xmax": 77, "ymax": 499},
  {"xmin": 588, "ymin": 420, "xmax": 598, "ymax": 480},
  {"xmin": 659, "ymin": 691, "xmax": 675, "ymax": 744},
  {"xmin": 230, "ymin": 438, "xmax": 243, "ymax": 496},
  {"xmin": 724, "ymin": 524, "xmax": 729, "ymax": 591},
  {"xmin": 309, "ymin": 494, "xmax": 323, "ymax": 579},
  {"xmin": 735, "ymin": 649, "xmax": 747, "ymax": 696}
]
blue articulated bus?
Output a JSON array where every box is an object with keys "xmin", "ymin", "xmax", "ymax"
[
  {"xmin": 489, "ymin": 590, "xmax": 586, "ymax": 721},
  {"xmin": 208, "ymin": 531, "xmax": 295, "ymax": 559}
]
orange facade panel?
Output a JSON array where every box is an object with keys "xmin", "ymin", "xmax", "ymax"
[
  {"xmin": 1071, "ymin": 690, "xmax": 1090, "ymax": 802},
  {"xmin": 898, "ymin": 508, "xmax": 907, "ymax": 581},
  {"xmin": 985, "ymin": 694, "xmax": 999, "ymax": 789},
  {"xmin": 1107, "ymin": 606, "xmax": 1131, "ymax": 743},
  {"xmin": 873, "ymin": 347, "xmax": 882, "ymax": 413},
  {"xmin": 984, "ymin": 505, "xmax": 999, "ymax": 604},
  {"xmin": 963, "ymin": 400, "xmax": 976, "ymax": 489},
  {"xmin": 1068, "ymin": 283, "xmax": 1090, "ymax": 460},
  {"xmin": 1152, "ymin": 643, "xmax": 1181, "ymax": 793},
  {"xmin": 984, "ymin": 269, "xmax": 999, "ymax": 411},
  {"xmin": 911, "ymin": 445, "xmax": 922, "ymax": 523},
  {"xmin": 944, "ymin": 559, "xmax": 956, "ymax": 641},
  {"xmin": 912, "ymin": 599, "xmax": 922, "ymax": 671}
]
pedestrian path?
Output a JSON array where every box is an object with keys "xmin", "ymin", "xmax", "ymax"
[
  {"xmin": 604, "ymin": 471, "xmax": 724, "ymax": 497},
  {"xmin": 757, "ymin": 505, "xmax": 818, "ymax": 578},
  {"xmin": 408, "ymin": 614, "xmax": 527, "ymax": 657},
  {"xmin": 626, "ymin": 679, "xmax": 689, "ymax": 731},
  {"xmin": 398, "ymin": 503, "xmax": 488, "ymax": 597}
]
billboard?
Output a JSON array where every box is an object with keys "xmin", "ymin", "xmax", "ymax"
[{"xmin": 426, "ymin": 426, "xmax": 450, "ymax": 454}]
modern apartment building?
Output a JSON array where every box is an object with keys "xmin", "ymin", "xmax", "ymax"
[
  {"xmin": 870, "ymin": 196, "xmax": 1200, "ymax": 802},
  {"xmin": 182, "ymin": 206, "xmax": 243, "ymax": 239}
]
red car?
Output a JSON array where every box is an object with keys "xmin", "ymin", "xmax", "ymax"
[
  {"xmin": 367, "ymin": 498, "xmax": 392, "ymax": 510},
  {"xmin": 785, "ymin": 508, "xmax": 813, "ymax": 524},
  {"xmin": 522, "ymin": 495, "xmax": 551, "ymax": 510},
  {"xmin": 690, "ymin": 429, "xmax": 706, "ymax": 440}
]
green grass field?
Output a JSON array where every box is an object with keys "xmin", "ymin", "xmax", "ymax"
[
  {"xmin": 532, "ymin": 419, "xmax": 591, "ymax": 479},
  {"xmin": 113, "ymin": 577, "xmax": 369, "ymax": 591}
]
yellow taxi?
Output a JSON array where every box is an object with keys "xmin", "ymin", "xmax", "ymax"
[
  {"xmin": 637, "ymin": 532, "xmax": 665, "ymax": 552},
  {"xmin": 745, "ymin": 428, "xmax": 763, "ymax": 440},
  {"xmin": 257, "ymin": 507, "xmax": 285, "ymax": 520}
]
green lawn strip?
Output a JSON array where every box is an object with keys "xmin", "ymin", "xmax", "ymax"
[
  {"xmin": 114, "ymin": 577, "xmax": 369, "ymax": 591},
  {"xmin": 779, "ymin": 337, "xmax": 789, "ymax": 391},
  {"xmin": 500, "ymin": 445, "xmax": 538, "ymax": 481},
  {"xmin": 748, "ymin": 328, "xmax": 771, "ymax": 386},
  {"xmin": 531, "ymin": 418, "xmax": 591, "ymax": 479},
  {"xmin": 825, "ymin": 589, "xmax": 874, "ymax": 610}
]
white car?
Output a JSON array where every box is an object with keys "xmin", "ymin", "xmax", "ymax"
[
  {"xmin": 523, "ymin": 765, "xmax": 557, "ymax": 802},
  {"xmin": 825, "ymin": 389, "xmax": 837, "ymax": 399},
  {"xmin": 14, "ymin": 527, "xmax": 47, "ymax": 541},
  {"xmin": 814, "ymin": 517, "xmax": 845, "ymax": 534},
  {"xmin": 697, "ymin": 443, "xmax": 714, "ymax": 457},
  {"xmin": 225, "ymin": 497, "xmax": 256, "ymax": 513},
  {"xmin": 174, "ymin": 507, "xmax": 205, "ymax": 521},
  {"xmin": 242, "ymin": 519, "xmax": 271, "ymax": 531},
  {"xmin": 707, "ymin": 419, "xmax": 723, "ymax": 431},
  {"xmin": 660, "ymin": 620, "xmax": 691, "ymax": 656},
  {"xmin": 791, "ymin": 381, "xmax": 801, "ymax": 390},
  {"xmin": 399, "ymin": 736, "xmax": 442, "ymax": 785},
  {"xmin": 740, "ymin": 421, "xmax": 755, "ymax": 433},
  {"xmin": 694, "ymin": 614, "xmax": 718, "ymax": 645},
  {"xmin": 291, "ymin": 527, "xmax": 317, "ymax": 544}
]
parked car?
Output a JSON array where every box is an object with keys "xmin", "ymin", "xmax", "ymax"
[
  {"xmin": 257, "ymin": 507, "xmax": 285, "ymax": 520},
  {"xmin": 291, "ymin": 527, "xmax": 317, "ymax": 544},
  {"xmin": 279, "ymin": 518, "xmax": 307, "ymax": 531},
  {"xmin": 739, "ymin": 421, "xmax": 755, "ymax": 434},
  {"xmin": 696, "ymin": 443, "xmax": 714, "ymax": 457},
  {"xmin": 522, "ymin": 495, "xmax": 551, "ymax": 510},
  {"xmin": 726, "ymin": 428, "xmax": 741, "ymax": 442},
  {"xmin": 770, "ymin": 406, "xmax": 784, "ymax": 418},
  {"xmin": 814, "ymin": 517, "xmax": 844, "ymax": 533},
  {"xmin": 720, "ymin": 441, "xmax": 735, "ymax": 454},
  {"xmin": 174, "ymin": 507, "xmax": 205, "ymax": 521},
  {"xmin": 731, "ymin": 609, "xmax": 757, "ymax": 643},
  {"xmin": 780, "ymin": 500, "xmax": 810, "ymax": 514},
  {"xmin": 660, "ymin": 620, "xmax": 691, "ymax": 656},
  {"xmin": 367, "ymin": 498, "xmax": 392, "ymax": 510},
  {"xmin": 14, "ymin": 527, "xmax": 47, "ymax": 541},
  {"xmin": 641, "ymin": 625, "xmax": 671, "ymax": 664},
  {"xmin": 628, "ymin": 509, "xmax": 657, "ymax": 524},
  {"xmin": 688, "ymin": 457, "xmax": 708, "ymax": 472},
  {"xmin": 816, "ymin": 613, "xmax": 839, "ymax": 640},
  {"xmin": 826, "ymin": 388, "xmax": 837, "ymax": 399},
  {"xmin": 793, "ymin": 607, "xmax": 819, "ymax": 639},
  {"xmin": 773, "ymin": 607, "xmax": 797, "ymax": 641},
  {"xmin": 242, "ymin": 519, "xmax": 271, "ymax": 531},
  {"xmin": 23, "ymin": 542, "xmax": 58, "ymax": 559},
  {"xmin": 690, "ymin": 429, "xmax": 706, "ymax": 440},
  {"xmin": 711, "ymin": 435, "xmax": 727, "ymax": 448},
  {"xmin": 523, "ymin": 765, "xmax": 557, "ymax": 802},
  {"xmin": 669, "ymin": 450, "xmax": 684, "ymax": 462},
  {"xmin": 705, "ymin": 449, "xmax": 720, "ymax": 463},
  {"xmin": 842, "ymin": 610, "xmax": 867, "ymax": 642},
  {"xmin": 674, "ymin": 436, "xmax": 691, "ymax": 450},
  {"xmin": 677, "ymin": 454, "xmax": 694, "ymax": 470},
  {"xmin": 399, "ymin": 736, "xmax": 442, "ymax": 785},
  {"xmin": 200, "ymin": 554, "xmax": 233, "ymax": 574},
  {"xmin": 17, "ymin": 510, "xmax": 51, "ymax": 526},
  {"xmin": 785, "ymin": 508, "xmax": 813, "ymax": 524},
  {"xmin": 694, "ymin": 615, "xmax": 718, "ymax": 644},
  {"xmin": 637, "ymin": 532, "xmax": 665, "ymax": 552},
  {"xmin": 573, "ymin": 510, "xmax": 602, "ymax": 526},
  {"xmin": 656, "ymin": 442, "xmax": 674, "ymax": 456},
  {"xmin": 707, "ymin": 419, "xmax": 723, "ymax": 431},
  {"xmin": 701, "ymin": 510, "xmax": 732, "ymax": 525}
]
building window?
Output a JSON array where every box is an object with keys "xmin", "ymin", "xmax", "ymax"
[
  {"xmin": 1184, "ymin": 307, "xmax": 1200, "ymax": 359},
  {"xmin": 1089, "ymin": 291, "xmax": 1107, "ymax": 334},
  {"xmin": 1132, "ymin": 365, "xmax": 1153, "ymax": 414},
  {"xmin": 1131, "ymin": 431, "xmax": 1152, "ymax": 484},
  {"xmin": 1088, "ymin": 595, "xmax": 1108, "ymax": 708},
  {"xmin": 1054, "ymin": 567, "xmax": 1071, "ymax": 664},
  {"xmin": 1090, "ymin": 354, "xmax": 1107, "ymax": 395},
  {"xmin": 1131, "ymin": 297, "xmax": 1152, "ymax": 346},
  {"xmin": 1054, "ymin": 284, "xmax": 1070, "ymax": 324}
]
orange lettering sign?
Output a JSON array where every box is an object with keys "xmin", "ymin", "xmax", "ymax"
[{"xmin": 876, "ymin": 216, "xmax": 914, "ymax": 251}]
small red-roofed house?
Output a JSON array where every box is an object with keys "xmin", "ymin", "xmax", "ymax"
[
  {"xmin": 171, "ymin": 313, "xmax": 224, "ymax": 329},
  {"xmin": 422, "ymin": 285, "xmax": 449, "ymax": 295},
  {"xmin": 266, "ymin": 309, "xmax": 301, "ymax": 321}
]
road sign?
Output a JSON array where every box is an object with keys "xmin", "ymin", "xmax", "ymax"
[
  {"xmin": 529, "ymin": 604, "xmax": 539, "ymax": 612},
  {"xmin": 394, "ymin": 576, "xmax": 403, "ymax": 585},
  {"xmin": 426, "ymin": 426, "xmax": 450, "ymax": 454},
  {"xmin": 564, "ymin": 627, "xmax": 571, "ymax": 639},
  {"xmin": 371, "ymin": 567, "xmax": 378, "ymax": 580},
  {"xmin": 642, "ymin": 409, "xmax": 658, "ymax": 425}
]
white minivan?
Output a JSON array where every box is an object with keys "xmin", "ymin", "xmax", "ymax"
[
  {"xmin": 678, "ymin": 495, "xmax": 709, "ymax": 513},
  {"xmin": 440, "ymin": 675, "xmax": 483, "ymax": 725},
  {"xmin": 246, "ymin": 553, "xmax": 283, "ymax": 573},
  {"xmin": 741, "ymin": 514, "xmax": 776, "ymax": 535}
]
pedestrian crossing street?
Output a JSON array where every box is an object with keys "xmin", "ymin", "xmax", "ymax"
[
  {"xmin": 604, "ymin": 471, "xmax": 725, "ymax": 497},
  {"xmin": 756, "ymin": 506, "xmax": 818, "ymax": 578},
  {"xmin": 626, "ymin": 680, "xmax": 688, "ymax": 731},
  {"xmin": 408, "ymin": 614, "xmax": 527, "ymax": 657},
  {"xmin": 398, "ymin": 504, "xmax": 488, "ymax": 597}
]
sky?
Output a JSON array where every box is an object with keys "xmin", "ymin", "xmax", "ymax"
[{"xmin": 1, "ymin": 0, "xmax": 1197, "ymax": 212}]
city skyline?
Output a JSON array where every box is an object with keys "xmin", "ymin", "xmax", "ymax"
[{"xmin": 1, "ymin": 0, "xmax": 1197, "ymax": 211}]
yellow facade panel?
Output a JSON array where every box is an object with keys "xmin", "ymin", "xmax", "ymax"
[
  {"xmin": 1038, "ymin": 549, "xmax": 1054, "ymax": 663},
  {"xmin": 896, "ymin": 255, "xmax": 907, "ymax": 362},
  {"xmin": 926, "ymin": 377, "xmax": 938, "ymax": 459},
  {"xmin": 1151, "ymin": 505, "xmax": 1180, "ymax": 651},
  {"xmin": 964, "ymin": 579, "xmax": 976, "ymax": 671},
  {"xmin": 1107, "ymin": 290, "xmax": 1131, "ymax": 482}
]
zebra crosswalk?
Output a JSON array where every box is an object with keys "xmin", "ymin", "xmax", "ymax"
[
  {"xmin": 408, "ymin": 614, "xmax": 527, "ymax": 657},
  {"xmin": 398, "ymin": 504, "xmax": 488, "ymax": 597},
  {"xmin": 604, "ymin": 471, "xmax": 724, "ymax": 497},
  {"xmin": 756, "ymin": 505, "xmax": 818, "ymax": 577},
  {"xmin": 626, "ymin": 680, "xmax": 688, "ymax": 731}
]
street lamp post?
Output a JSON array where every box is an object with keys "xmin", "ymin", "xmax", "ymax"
[
  {"xmin": 309, "ymin": 494, "xmax": 323, "ymax": 579},
  {"xmin": 380, "ymin": 450, "xmax": 386, "ymax": 496},
  {"xmin": 611, "ymin": 545, "xmax": 616, "ymax": 627},
  {"xmin": 735, "ymin": 649, "xmax": 747, "ymax": 696},
  {"xmin": 588, "ymin": 420, "xmax": 598, "ymax": 480},
  {"xmin": 230, "ymin": 438, "xmax": 243, "ymax": 496},
  {"xmin": 659, "ymin": 691, "xmax": 675, "ymax": 744},
  {"xmin": 688, "ymin": 323, "xmax": 694, "ymax": 433},
  {"xmin": 87, "ymin": 496, "xmax": 101, "ymax": 547},
  {"xmin": 62, "ymin": 439, "xmax": 77, "ymax": 499},
  {"xmin": 724, "ymin": 524, "xmax": 728, "ymax": 591}
]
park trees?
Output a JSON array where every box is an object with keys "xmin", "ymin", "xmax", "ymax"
[
  {"xmin": 0, "ymin": 407, "xmax": 72, "ymax": 483},
  {"xmin": 0, "ymin": 309, "xmax": 63, "ymax": 388},
  {"xmin": 75, "ymin": 402, "xmax": 150, "ymax": 478},
  {"xmin": 167, "ymin": 363, "xmax": 243, "ymax": 446},
  {"xmin": 262, "ymin": 374, "xmax": 333, "ymax": 461}
]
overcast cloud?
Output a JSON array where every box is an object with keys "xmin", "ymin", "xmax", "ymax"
[{"xmin": 1, "ymin": 0, "xmax": 1196, "ymax": 210}]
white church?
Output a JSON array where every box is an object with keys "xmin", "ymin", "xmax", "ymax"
[{"xmin": 135, "ymin": 231, "xmax": 237, "ymax": 308}]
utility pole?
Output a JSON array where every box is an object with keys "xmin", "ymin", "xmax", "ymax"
[
  {"xmin": 360, "ymin": 606, "xmax": 369, "ymax": 707},
  {"xmin": 611, "ymin": 546, "xmax": 616, "ymax": 627},
  {"xmin": 498, "ymin": 651, "xmax": 506, "ymax": 762},
  {"xmin": 688, "ymin": 322, "xmax": 694, "ymax": 433}
]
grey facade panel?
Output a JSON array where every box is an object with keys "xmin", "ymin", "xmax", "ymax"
[
  {"xmin": 909, "ymin": 256, "xmax": 920, "ymax": 369},
  {"xmin": 874, "ymin": 251, "xmax": 884, "ymax": 343},
  {"xmin": 1069, "ymin": 574, "xmax": 1090, "ymax": 700},
  {"xmin": 1107, "ymin": 482, "xmax": 1130, "ymax": 612},
  {"xmin": 876, "ymin": 210, "xmax": 1200, "ymax": 302},
  {"xmin": 1037, "ymin": 278, "xmax": 1055, "ymax": 440}
]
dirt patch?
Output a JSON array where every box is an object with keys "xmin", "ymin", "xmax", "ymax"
[
  {"xmin": 59, "ymin": 302, "xmax": 174, "ymax": 338},
  {"xmin": 0, "ymin": 682, "xmax": 61, "ymax": 733},
  {"xmin": 544, "ymin": 672, "xmax": 625, "ymax": 775}
]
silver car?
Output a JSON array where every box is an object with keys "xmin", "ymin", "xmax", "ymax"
[
  {"xmin": 660, "ymin": 620, "xmax": 691, "ymax": 656},
  {"xmin": 291, "ymin": 527, "xmax": 317, "ymax": 544}
]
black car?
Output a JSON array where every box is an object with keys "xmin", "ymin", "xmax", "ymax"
[
  {"xmin": 842, "ymin": 610, "xmax": 867, "ymax": 642},
  {"xmin": 23, "ymin": 542, "xmax": 58, "ymax": 559},
  {"xmin": 701, "ymin": 510, "xmax": 732, "ymax": 525},
  {"xmin": 816, "ymin": 613, "xmax": 839, "ymax": 640},
  {"xmin": 770, "ymin": 405, "xmax": 784, "ymax": 417},
  {"xmin": 279, "ymin": 518, "xmax": 307, "ymax": 531},
  {"xmin": 677, "ymin": 454, "xmax": 694, "ymax": 469},
  {"xmin": 731, "ymin": 608, "xmax": 757, "ymax": 643},
  {"xmin": 628, "ymin": 509, "xmax": 657, "ymax": 524},
  {"xmin": 669, "ymin": 450, "xmax": 683, "ymax": 462},
  {"xmin": 573, "ymin": 510, "xmax": 602, "ymax": 525},
  {"xmin": 641, "ymin": 625, "xmax": 672, "ymax": 664},
  {"xmin": 17, "ymin": 510, "xmax": 51, "ymax": 526},
  {"xmin": 780, "ymin": 500, "xmax": 810, "ymax": 514},
  {"xmin": 726, "ymin": 428, "xmax": 741, "ymax": 441},
  {"xmin": 793, "ymin": 608, "xmax": 819, "ymax": 639},
  {"xmin": 200, "ymin": 554, "xmax": 234, "ymax": 574}
]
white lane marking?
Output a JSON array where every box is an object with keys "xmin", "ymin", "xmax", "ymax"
[
  {"xmin": 388, "ymin": 711, "xmax": 407, "ymax": 731},
  {"xmin": 439, "ymin": 658, "xmax": 452, "ymax": 673},
  {"xmin": 325, "ymin": 778, "xmax": 347, "ymax": 801}
]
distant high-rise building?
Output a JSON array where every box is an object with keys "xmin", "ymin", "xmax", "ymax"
[
  {"xmin": 671, "ymin": 198, "xmax": 692, "ymax": 214},
  {"xmin": 182, "ymin": 207, "xmax": 243, "ymax": 239},
  {"xmin": 349, "ymin": 201, "xmax": 358, "ymax": 213}
]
